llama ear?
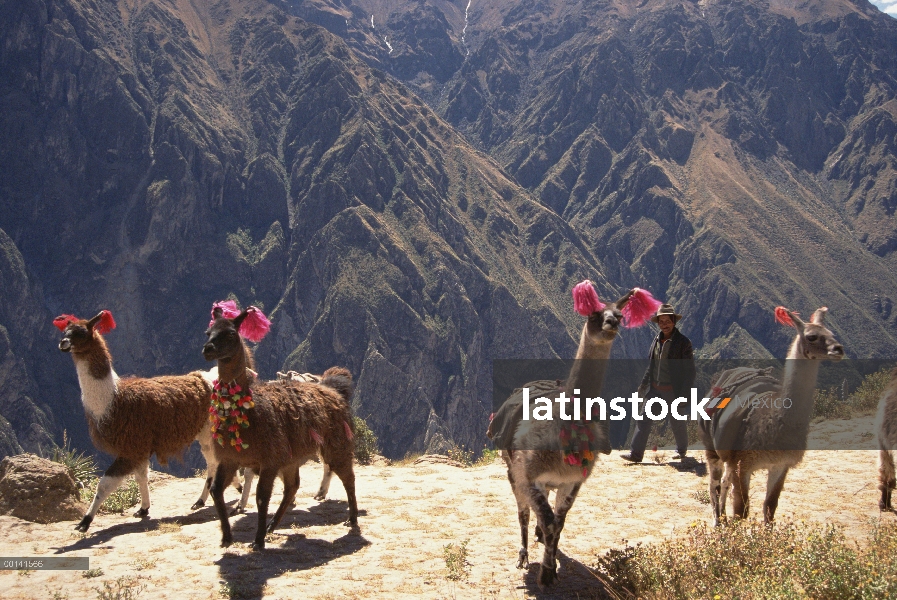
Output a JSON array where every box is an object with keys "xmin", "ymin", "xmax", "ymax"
[
  {"xmin": 212, "ymin": 307, "xmax": 223, "ymax": 320},
  {"xmin": 810, "ymin": 307, "xmax": 828, "ymax": 325},
  {"xmin": 775, "ymin": 306, "xmax": 805, "ymax": 331},
  {"xmin": 53, "ymin": 314, "xmax": 79, "ymax": 331},
  {"xmin": 86, "ymin": 311, "xmax": 116, "ymax": 334},
  {"xmin": 238, "ymin": 306, "xmax": 271, "ymax": 343}
]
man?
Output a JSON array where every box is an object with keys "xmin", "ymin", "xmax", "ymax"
[{"xmin": 621, "ymin": 303, "xmax": 696, "ymax": 463}]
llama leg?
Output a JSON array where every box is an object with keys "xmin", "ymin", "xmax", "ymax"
[
  {"xmin": 707, "ymin": 454, "xmax": 724, "ymax": 526},
  {"xmin": 524, "ymin": 483, "xmax": 558, "ymax": 587},
  {"xmin": 880, "ymin": 449, "xmax": 896, "ymax": 511},
  {"xmin": 731, "ymin": 463, "xmax": 751, "ymax": 520},
  {"xmin": 330, "ymin": 460, "xmax": 358, "ymax": 527},
  {"xmin": 314, "ymin": 462, "xmax": 333, "ymax": 501},
  {"xmin": 133, "ymin": 460, "xmax": 151, "ymax": 518},
  {"xmin": 506, "ymin": 462, "xmax": 531, "ymax": 568},
  {"xmin": 76, "ymin": 456, "xmax": 138, "ymax": 532},
  {"xmin": 719, "ymin": 463, "xmax": 734, "ymax": 522},
  {"xmin": 542, "ymin": 482, "xmax": 582, "ymax": 584},
  {"xmin": 252, "ymin": 468, "xmax": 278, "ymax": 550},
  {"xmin": 267, "ymin": 468, "xmax": 301, "ymax": 534},
  {"xmin": 763, "ymin": 465, "xmax": 789, "ymax": 523},
  {"xmin": 210, "ymin": 463, "xmax": 238, "ymax": 547},
  {"xmin": 192, "ymin": 432, "xmax": 216, "ymax": 509},
  {"xmin": 232, "ymin": 468, "xmax": 255, "ymax": 516}
]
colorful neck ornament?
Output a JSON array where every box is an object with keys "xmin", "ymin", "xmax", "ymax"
[
  {"xmin": 559, "ymin": 421, "xmax": 596, "ymax": 477},
  {"xmin": 209, "ymin": 379, "xmax": 254, "ymax": 451}
]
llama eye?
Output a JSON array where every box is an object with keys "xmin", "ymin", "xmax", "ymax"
[{"xmin": 805, "ymin": 334, "xmax": 818, "ymax": 342}]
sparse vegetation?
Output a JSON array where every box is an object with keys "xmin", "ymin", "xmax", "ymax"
[
  {"xmin": 691, "ymin": 489, "xmax": 711, "ymax": 505},
  {"xmin": 474, "ymin": 447, "xmax": 500, "ymax": 467},
  {"xmin": 95, "ymin": 576, "xmax": 145, "ymax": 600},
  {"xmin": 82, "ymin": 568, "xmax": 104, "ymax": 578},
  {"xmin": 353, "ymin": 416, "xmax": 380, "ymax": 465},
  {"xmin": 595, "ymin": 518, "xmax": 897, "ymax": 599},
  {"xmin": 446, "ymin": 444, "xmax": 474, "ymax": 466},
  {"xmin": 43, "ymin": 430, "xmax": 97, "ymax": 487},
  {"xmin": 814, "ymin": 368, "xmax": 893, "ymax": 420},
  {"xmin": 133, "ymin": 557, "xmax": 157, "ymax": 571},
  {"xmin": 443, "ymin": 539, "xmax": 471, "ymax": 581},
  {"xmin": 83, "ymin": 478, "xmax": 140, "ymax": 514}
]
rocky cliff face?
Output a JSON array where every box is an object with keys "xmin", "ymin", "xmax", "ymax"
[
  {"xmin": 0, "ymin": 0, "xmax": 651, "ymax": 460},
  {"xmin": 287, "ymin": 0, "xmax": 897, "ymax": 360}
]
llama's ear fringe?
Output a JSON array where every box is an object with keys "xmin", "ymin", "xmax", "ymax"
[
  {"xmin": 95, "ymin": 310, "xmax": 116, "ymax": 335},
  {"xmin": 775, "ymin": 306, "xmax": 796, "ymax": 327},
  {"xmin": 53, "ymin": 314, "xmax": 79, "ymax": 331},
  {"xmin": 621, "ymin": 288, "xmax": 662, "ymax": 329},
  {"xmin": 572, "ymin": 280, "xmax": 606, "ymax": 316}
]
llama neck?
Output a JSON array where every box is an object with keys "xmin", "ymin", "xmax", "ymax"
[
  {"xmin": 777, "ymin": 336, "xmax": 821, "ymax": 438},
  {"xmin": 72, "ymin": 341, "xmax": 118, "ymax": 421},
  {"xmin": 215, "ymin": 347, "xmax": 253, "ymax": 389},
  {"xmin": 565, "ymin": 326, "xmax": 614, "ymax": 401}
]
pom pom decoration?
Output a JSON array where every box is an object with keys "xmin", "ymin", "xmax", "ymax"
[
  {"xmin": 239, "ymin": 306, "xmax": 271, "ymax": 343},
  {"xmin": 53, "ymin": 314, "xmax": 79, "ymax": 331},
  {"xmin": 621, "ymin": 288, "xmax": 663, "ymax": 329},
  {"xmin": 210, "ymin": 300, "xmax": 241, "ymax": 325},
  {"xmin": 572, "ymin": 280, "xmax": 606, "ymax": 316},
  {"xmin": 95, "ymin": 310, "xmax": 116, "ymax": 335},
  {"xmin": 774, "ymin": 306, "xmax": 796, "ymax": 327}
]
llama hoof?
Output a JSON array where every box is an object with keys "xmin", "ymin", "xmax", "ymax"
[
  {"xmin": 314, "ymin": 491, "xmax": 326, "ymax": 501},
  {"xmin": 251, "ymin": 540, "xmax": 265, "ymax": 551},
  {"xmin": 220, "ymin": 536, "xmax": 232, "ymax": 548},
  {"xmin": 538, "ymin": 564, "xmax": 557, "ymax": 587},
  {"xmin": 229, "ymin": 506, "xmax": 245, "ymax": 516},
  {"xmin": 516, "ymin": 549, "xmax": 528, "ymax": 569},
  {"xmin": 190, "ymin": 500, "xmax": 205, "ymax": 510},
  {"xmin": 75, "ymin": 516, "xmax": 93, "ymax": 532},
  {"xmin": 235, "ymin": 484, "xmax": 243, "ymax": 493},
  {"xmin": 342, "ymin": 517, "xmax": 358, "ymax": 528},
  {"xmin": 133, "ymin": 507, "xmax": 149, "ymax": 518}
]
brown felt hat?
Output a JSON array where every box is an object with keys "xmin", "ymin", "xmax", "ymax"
[{"xmin": 651, "ymin": 304, "xmax": 683, "ymax": 323}]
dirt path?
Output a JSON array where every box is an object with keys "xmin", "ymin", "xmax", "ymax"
[{"xmin": 0, "ymin": 415, "xmax": 890, "ymax": 599}]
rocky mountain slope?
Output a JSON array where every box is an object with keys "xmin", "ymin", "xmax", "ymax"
[
  {"xmin": 0, "ymin": 0, "xmax": 651, "ymax": 460},
  {"xmin": 1, "ymin": 0, "xmax": 896, "ymax": 462}
]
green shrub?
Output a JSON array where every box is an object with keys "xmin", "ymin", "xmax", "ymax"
[
  {"xmin": 443, "ymin": 539, "xmax": 470, "ymax": 581},
  {"xmin": 353, "ymin": 416, "xmax": 380, "ymax": 465},
  {"xmin": 446, "ymin": 444, "xmax": 474, "ymax": 466},
  {"xmin": 43, "ymin": 430, "xmax": 97, "ymax": 487},
  {"xmin": 474, "ymin": 448, "xmax": 500, "ymax": 467}
]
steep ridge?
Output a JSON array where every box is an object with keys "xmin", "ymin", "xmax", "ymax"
[
  {"xmin": 285, "ymin": 0, "xmax": 897, "ymax": 358},
  {"xmin": 0, "ymin": 0, "xmax": 648, "ymax": 459}
]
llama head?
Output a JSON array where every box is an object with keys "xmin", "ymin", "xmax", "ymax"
[
  {"xmin": 775, "ymin": 306, "xmax": 844, "ymax": 360},
  {"xmin": 55, "ymin": 311, "xmax": 116, "ymax": 353},
  {"xmin": 203, "ymin": 304, "xmax": 270, "ymax": 363},
  {"xmin": 574, "ymin": 281, "xmax": 642, "ymax": 343}
]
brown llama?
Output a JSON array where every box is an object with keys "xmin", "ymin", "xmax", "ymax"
[
  {"xmin": 55, "ymin": 310, "xmax": 238, "ymax": 531},
  {"xmin": 202, "ymin": 306, "xmax": 358, "ymax": 549},
  {"xmin": 700, "ymin": 307, "xmax": 844, "ymax": 525},
  {"xmin": 501, "ymin": 283, "xmax": 656, "ymax": 586},
  {"xmin": 876, "ymin": 367, "xmax": 897, "ymax": 510}
]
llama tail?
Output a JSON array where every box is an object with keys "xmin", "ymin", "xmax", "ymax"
[{"xmin": 321, "ymin": 366, "xmax": 354, "ymax": 402}]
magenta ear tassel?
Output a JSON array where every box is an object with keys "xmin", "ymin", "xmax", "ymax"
[
  {"xmin": 622, "ymin": 288, "xmax": 662, "ymax": 328},
  {"xmin": 238, "ymin": 306, "xmax": 271, "ymax": 343},
  {"xmin": 572, "ymin": 280, "xmax": 606, "ymax": 316}
]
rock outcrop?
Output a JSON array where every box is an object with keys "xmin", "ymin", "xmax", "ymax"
[{"xmin": 0, "ymin": 454, "xmax": 86, "ymax": 523}]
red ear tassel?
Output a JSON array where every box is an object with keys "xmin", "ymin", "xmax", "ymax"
[
  {"xmin": 53, "ymin": 314, "xmax": 79, "ymax": 331},
  {"xmin": 774, "ymin": 306, "xmax": 795, "ymax": 327},
  {"xmin": 239, "ymin": 306, "xmax": 271, "ymax": 343},
  {"xmin": 95, "ymin": 310, "xmax": 116, "ymax": 335},
  {"xmin": 572, "ymin": 280, "xmax": 606, "ymax": 316},
  {"xmin": 622, "ymin": 288, "xmax": 663, "ymax": 328}
]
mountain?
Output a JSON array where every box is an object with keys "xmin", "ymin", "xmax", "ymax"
[
  {"xmin": 1, "ymin": 0, "xmax": 895, "ymax": 462},
  {"xmin": 0, "ymin": 0, "xmax": 653, "ymax": 460}
]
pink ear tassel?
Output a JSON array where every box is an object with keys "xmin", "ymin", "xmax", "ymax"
[
  {"xmin": 572, "ymin": 281, "xmax": 606, "ymax": 316},
  {"xmin": 210, "ymin": 300, "xmax": 241, "ymax": 327},
  {"xmin": 96, "ymin": 310, "xmax": 117, "ymax": 335},
  {"xmin": 343, "ymin": 420, "xmax": 354, "ymax": 441},
  {"xmin": 238, "ymin": 306, "xmax": 271, "ymax": 343},
  {"xmin": 774, "ymin": 306, "xmax": 796, "ymax": 327},
  {"xmin": 309, "ymin": 428, "xmax": 324, "ymax": 445},
  {"xmin": 622, "ymin": 288, "xmax": 663, "ymax": 328}
]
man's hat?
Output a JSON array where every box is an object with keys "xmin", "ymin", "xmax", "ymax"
[{"xmin": 651, "ymin": 304, "xmax": 683, "ymax": 323}]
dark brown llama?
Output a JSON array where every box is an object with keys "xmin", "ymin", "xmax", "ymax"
[
  {"xmin": 876, "ymin": 367, "xmax": 897, "ymax": 510},
  {"xmin": 55, "ymin": 310, "xmax": 234, "ymax": 532},
  {"xmin": 202, "ymin": 306, "xmax": 358, "ymax": 549}
]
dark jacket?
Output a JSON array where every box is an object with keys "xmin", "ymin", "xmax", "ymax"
[{"xmin": 638, "ymin": 328, "xmax": 696, "ymax": 399}]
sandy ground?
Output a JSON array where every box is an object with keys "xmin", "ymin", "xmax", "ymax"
[{"xmin": 0, "ymin": 415, "xmax": 892, "ymax": 600}]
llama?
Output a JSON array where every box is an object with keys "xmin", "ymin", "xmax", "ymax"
[
  {"xmin": 501, "ymin": 281, "xmax": 658, "ymax": 586},
  {"xmin": 202, "ymin": 304, "xmax": 358, "ymax": 549},
  {"xmin": 876, "ymin": 367, "xmax": 897, "ymax": 511},
  {"xmin": 55, "ymin": 310, "xmax": 237, "ymax": 531},
  {"xmin": 700, "ymin": 307, "xmax": 844, "ymax": 525}
]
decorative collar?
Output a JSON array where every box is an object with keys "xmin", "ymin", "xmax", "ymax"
[{"xmin": 209, "ymin": 379, "xmax": 254, "ymax": 451}]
